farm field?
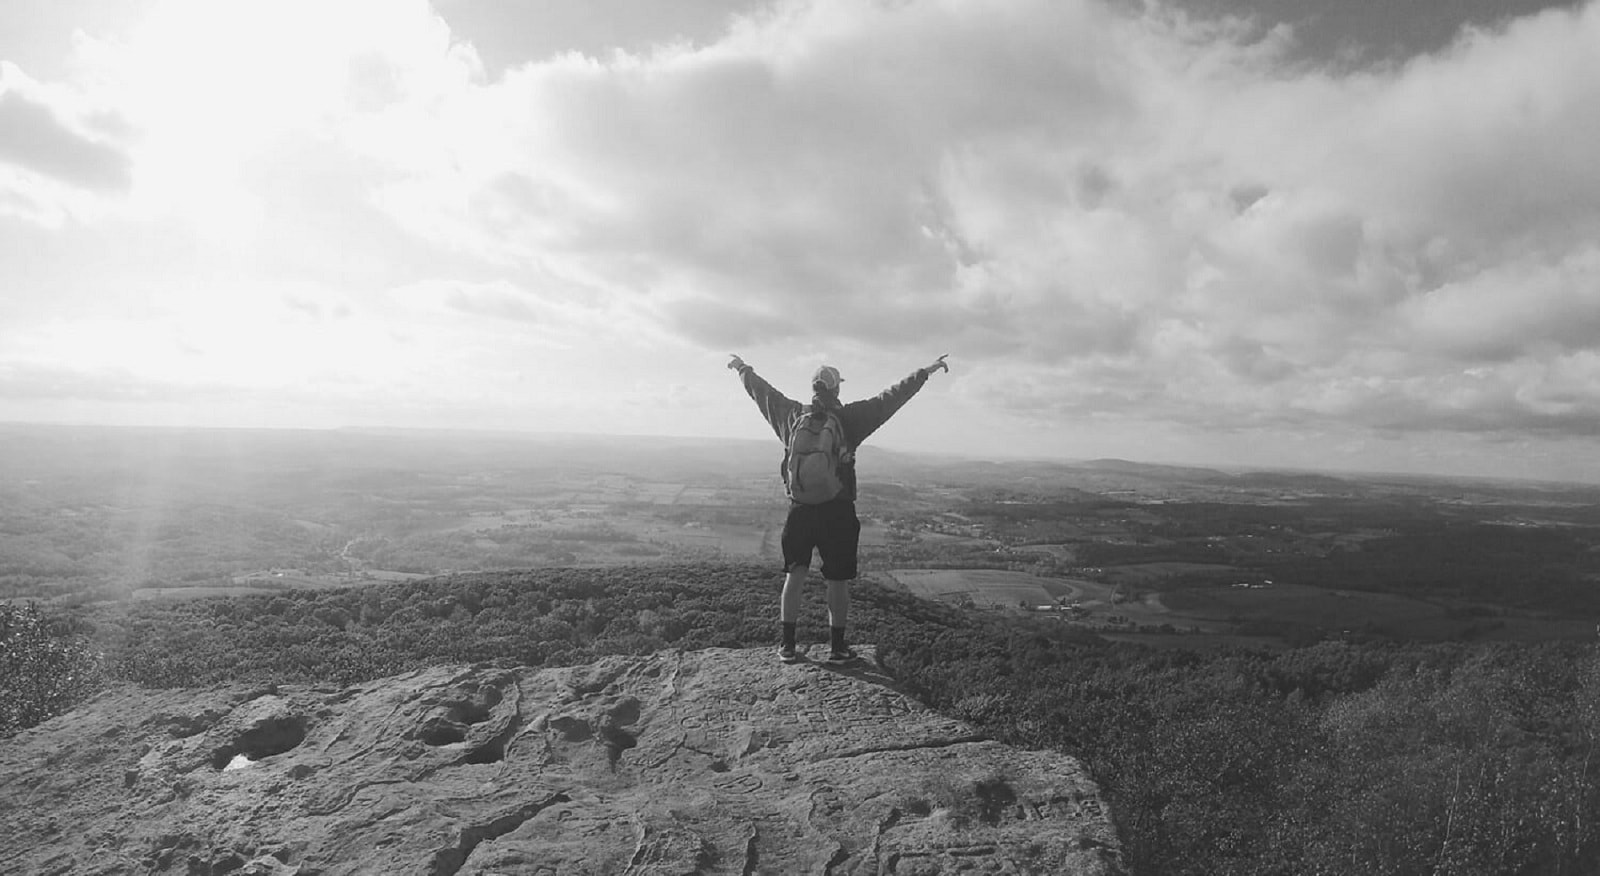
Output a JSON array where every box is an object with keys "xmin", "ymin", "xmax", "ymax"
[
  {"xmin": 640, "ymin": 520, "xmax": 772, "ymax": 558},
  {"xmin": 1012, "ymin": 543, "xmax": 1076, "ymax": 560},
  {"xmin": 1161, "ymin": 583, "xmax": 1439, "ymax": 630},
  {"xmin": 1098, "ymin": 562, "xmax": 1246, "ymax": 586},
  {"xmin": 132, "ymin": 586, "xmax": 280, "ymax": 601},
  {"xmin": 887, "ymin": 569, "xmax": 1061, "ymax": 608}
]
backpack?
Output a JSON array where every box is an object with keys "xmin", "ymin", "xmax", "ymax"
[{"xmin": 784, "ymin": 408, "xmax": 848, "ymax": 504}]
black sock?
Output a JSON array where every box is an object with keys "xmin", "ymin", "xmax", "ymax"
[
  {"xmin": 830, "ymin": 626, "xmax": 846, "ymax": 652},
  {"xmin": 782, "ymin": 622, "xmax": 797, "ymax": 650}
]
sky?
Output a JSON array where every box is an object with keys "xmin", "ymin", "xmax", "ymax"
[{"xmin": 3, "ymin": 0, "xmax": 1599, "ymax": 482}]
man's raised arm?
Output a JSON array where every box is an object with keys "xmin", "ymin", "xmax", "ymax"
[
  {"xmin": 841, "ymin": 354, "xmax": 950, "ymax": 445},
  {"xmin": 728, "ymin": 355, "xmax": 802, "ymax": 443}
]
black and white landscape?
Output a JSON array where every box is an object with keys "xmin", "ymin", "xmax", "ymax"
[{"xmin": 5, "ymin": 423, "xmax": 1600, "ymax": 873}]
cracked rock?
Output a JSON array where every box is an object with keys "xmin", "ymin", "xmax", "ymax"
[{"xmin": 0, "ymin": 647, "xmax": 1122, "ymax": 875}]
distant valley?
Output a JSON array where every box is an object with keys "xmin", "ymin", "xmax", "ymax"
[{"xmin": 5, "ymin": 422, "xmax": 1599, "ymax": 648}]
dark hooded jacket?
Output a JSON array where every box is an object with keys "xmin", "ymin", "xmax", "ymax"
[{"xmin": 734, "ymin": 364, "xmax": 931, "ymax": 502}]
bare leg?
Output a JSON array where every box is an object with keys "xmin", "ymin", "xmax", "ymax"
[
  {"xmin": 826, "ymin": 579, "xmax": 850, "ymax": 630},
  {"xmin": 781, "ymin": 568, "xmax": 806, "ymax": 622}
]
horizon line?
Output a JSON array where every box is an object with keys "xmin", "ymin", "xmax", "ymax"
[{"xmin": 2, "ymin": 418, "xmax": 1592, "ymax": 490}]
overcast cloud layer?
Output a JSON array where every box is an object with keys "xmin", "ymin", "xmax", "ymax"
[{"xmin": 2, "ymin": 0, "xmax": 1598, "ymax": 480}]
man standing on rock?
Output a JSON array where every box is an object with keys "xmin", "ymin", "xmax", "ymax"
[{"xmin": 727, "ymin": 353, "xmax": 950, "ymax": 663}]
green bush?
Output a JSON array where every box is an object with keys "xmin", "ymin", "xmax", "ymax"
[{"xmin": 0, "ymin": 602, "xmax": 104, "ymax": 738}]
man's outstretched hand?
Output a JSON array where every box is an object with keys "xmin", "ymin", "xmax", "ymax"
[
  {"xmin": 727, "ymin": 354, "xmax": 747, "ymax": 372},
  {"xmin": 924, "ymin": 354, "xmax": 950, "ymax": 375}
]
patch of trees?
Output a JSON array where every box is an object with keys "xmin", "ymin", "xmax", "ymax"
[
  {"xmin": 1076, "ymin": 541, "xmax": 1222, "ymax": 567},
  {"xmin": 1144, "ymin": 501, "xmax": 1314, "ymax": 537},
  {"xmin": 893, "ymin": 630, "xmax": 1600, "ymax": 876},
  {"xmin": 87, "ymin": 565, "xmax": 790, "ymax": 688},
  {"xmin": 1135, "ymin": 497, "xmax": 1440, "ymax": 539},
  {"xmin": 1, "ymin": 602, "xmax": 103, "ymax": 737},
  {"xmin": 0, "ymin": 502, "xmax": 339, "ymax": 599},
  {"xmin": 1261, "ymin": 522, "xmax": 1600, "ymax": 614},
  {"xmin": 964, "ymin": 496, "xmax": 1128, "ymax": 519}
]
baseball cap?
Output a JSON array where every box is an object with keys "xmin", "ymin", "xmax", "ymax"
[{"xmin": 812, "ymin": 365, "xmax": 843, "ymax": 390}]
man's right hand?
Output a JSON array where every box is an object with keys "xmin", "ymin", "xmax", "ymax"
[
  {"xmin": 727, "ymin": 354, "xmax": 747, "ymax": 372},
  {"xmin": 924, "ymin": 354, "xmax": 950, "ymax": 374}
]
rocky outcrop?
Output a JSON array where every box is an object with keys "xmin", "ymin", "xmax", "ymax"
[{"xmin": 0, "ymin": 646, "xmax": 1123, "ymax": 875}]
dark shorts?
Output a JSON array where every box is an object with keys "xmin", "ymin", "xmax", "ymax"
[{"xmin": 780, "ymin": 499, "xmax": 860, "ymax": 581}]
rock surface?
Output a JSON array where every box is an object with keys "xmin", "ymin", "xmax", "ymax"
[{"xmin": 1, "ymin": 646, "xmax": 1123, "ymax": 875}]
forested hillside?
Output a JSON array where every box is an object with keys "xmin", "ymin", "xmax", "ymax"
[{"xmin": 7, "ymin": 563, "xmax": 1600, "ymax": 875}]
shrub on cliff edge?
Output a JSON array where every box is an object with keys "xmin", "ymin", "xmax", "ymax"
[{"xmin": 0, "ymin": 602, "xmax": 103, "ymax": 738}]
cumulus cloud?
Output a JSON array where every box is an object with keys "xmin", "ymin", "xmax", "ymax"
[
  {"xmin": 387, "ymin": 0, "xmax": 1600, "ymax": 440},
  {"xmin": 0, "ymin": 63, "xmax": 134, "ymax": 225},
  {"xmin": 1398, "ymin": 249, "xmax": 1600, "ymax": 362},
  {"xmin": 0, "ymin": 87, "xmax": 132, "ymax": 191}
]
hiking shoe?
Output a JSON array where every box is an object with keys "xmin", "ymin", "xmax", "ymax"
[
  {"xmin": 777, "ymin": 645, "xmax": 800, "ymax": 664},
  {"xmin": 826, "ymin": 646, "xmax": 858, "ymax": 664}
]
